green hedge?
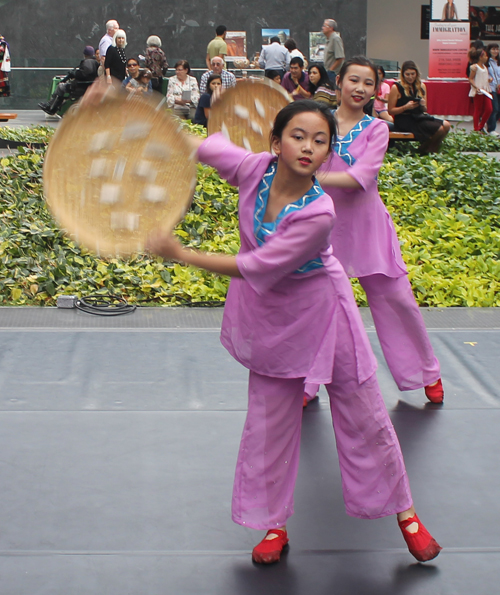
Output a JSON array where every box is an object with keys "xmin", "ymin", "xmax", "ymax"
[{"xmin": 0, "ymin": 125, "xmax": 499, "ymax": 307}]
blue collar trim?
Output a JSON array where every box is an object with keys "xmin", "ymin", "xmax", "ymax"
[
  {"xmin": 334, "ymin": 114, "xmax": 374, "ymax": 166},
  {"xmin": 253, "ymin": 161, "xmax": 325, "ymax": 274}
]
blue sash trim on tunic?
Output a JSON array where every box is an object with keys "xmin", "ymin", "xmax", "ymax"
[
  {"xmin": 334, "ymin": 114, "xmax": 374, "ymax": 166},
  {"xmin": 254, "ymin": 161, "xmax": 324, "ymax": 274}
]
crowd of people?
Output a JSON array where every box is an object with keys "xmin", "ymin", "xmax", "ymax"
[{"xmin": 35, "ymin": 17, "xmax": 500, "ymax": 145}]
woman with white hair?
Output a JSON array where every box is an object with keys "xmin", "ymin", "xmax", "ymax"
[
  {"xmin": 105, "ymin": 29, "xmax": 128, "ymax": 83},
  {"xmin": 145, "ymin": 35, "xmax": 169, "ymax": 92}
]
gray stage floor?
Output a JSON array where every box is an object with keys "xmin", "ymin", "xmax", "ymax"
[{"xmin": 0, "ymin": 306, "xmax": 499, "ymax": 595}]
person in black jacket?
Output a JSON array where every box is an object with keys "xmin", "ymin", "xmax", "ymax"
[
  {"xmin": 39, "ymin": 46, "xmax": 99, "ymax": 115},
  {"xmin": 105, "ymin": 29, "xmax": 128, "ymax": 83}
]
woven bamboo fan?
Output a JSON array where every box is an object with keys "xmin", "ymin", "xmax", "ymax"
[
  {"xmin": 43, "ymin": 92, "xmax": 197, "ymax": 257},
  {"xmin": 208, "ymin": 78, "xmax": 291, "ymax": 153}
]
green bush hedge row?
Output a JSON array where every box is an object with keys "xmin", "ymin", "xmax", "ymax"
[{"xmin": 0, "ymin": 124, "xmax": 499, "ymax": 307}]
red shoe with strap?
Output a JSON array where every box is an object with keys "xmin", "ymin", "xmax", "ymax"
[
  {"xmin": 398, "ymin": 514, "xmax": 442, "ymax": 562},
  {"xmin": 424, "ymin": 378, "xmax": 444, "ymax": 404},
  {"xmin": 252, "ymin": 529, "xmax": 289, "ymax": 564}
]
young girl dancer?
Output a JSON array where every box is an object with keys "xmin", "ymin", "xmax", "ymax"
[
  {"xmin": 305, "ymin": 57, "xmax": 444, "ymax": 406},
  {"xmin": 147, "ymin": 100, "xmax": 441, "ymax": 565}
]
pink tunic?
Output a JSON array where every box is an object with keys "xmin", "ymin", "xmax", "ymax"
[
  {"xmin": 198, "ymin": 134, "xmax": 412, "ymax": 526},
  {"xmin": 198, "ymin": 133, "xmax": 377, "ymax": 386},
  {"xmin": 320, "ymin": 118, "xmax": 407, "ymax": 279}
]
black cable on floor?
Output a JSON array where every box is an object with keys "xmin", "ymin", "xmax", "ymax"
[{"xmin": 75, "ymin": 294, "xmax": 137, "ymax": 316}]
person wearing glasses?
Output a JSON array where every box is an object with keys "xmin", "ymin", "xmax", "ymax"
[{"xmin": 122, "ymin": 58, "xmax": 152, "ymax": 94}]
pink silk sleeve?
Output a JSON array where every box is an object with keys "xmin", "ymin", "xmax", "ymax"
[
  {"xmin": 197, "ymin": 133, "xmax": 269, "ymax": 188},
  {"xmin": 346, "ymin": 122, "xmax": 388, "ymax": 191},
  {"xmin": 236, "ymin": 212, "xmax": 334, "ymax": 295}
]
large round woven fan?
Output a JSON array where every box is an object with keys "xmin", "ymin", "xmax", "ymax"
[
  {"xmin": 43, "ymin": 92, "xmax": 197, "ymax": 257},
  {"xmin": 208, "ymin": 78, "xmax": 291, "ymax": 153}
]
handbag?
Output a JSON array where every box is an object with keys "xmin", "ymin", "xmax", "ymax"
[{"xmin": 1, "ymin": 44, "xmax": 11, "ymax": 73}]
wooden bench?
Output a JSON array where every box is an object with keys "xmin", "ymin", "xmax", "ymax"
[
  {"xmin": 0, "ymin": 113, "xmax": 18, "ymax": 122},
  {"xmin": 388, "ymin": 132, "xmax": 415, "ymax": 141}
]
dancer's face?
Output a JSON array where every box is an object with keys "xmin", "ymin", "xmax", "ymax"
[
  {"xmin": 272, "ymin": 111, "xmax": 330, "ymax": 178},
  {"xmin": 337, "ymin": 64, "xmax": 376, "ymax": 110}
]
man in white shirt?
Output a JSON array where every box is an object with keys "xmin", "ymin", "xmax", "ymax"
[
  {"xmin": 258, "ymin": 36, "xmax": 290, "ymax": 81},
  {"xmin": 98, "ymin": 20, "xmax": 119, "ymax": 67}
]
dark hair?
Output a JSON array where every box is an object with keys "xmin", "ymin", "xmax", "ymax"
[
  {"xmin": 174, "ymin": 59, "xmax": 190, "ymax": 74},
  {"xmin": 487, "ymin": 43, "xmax": 500, "ymax": 66},
  {"xmin": 270, "ymin": 100, "xmax": 336, "ymax": 151},
  {"xmin": 206, "ymin": 73, "xmax": 222, "ymax": 95},
  {"xmin": 338, "ymin": 56, "xmax": 379, "ymax": 88},
  {"xmin": 307, "ymin": 62, "xmax": 332, "ymax": 93},
  {"xmin": 471, "ymin": 39, "xmax": 484, "ymax": 50},
  {"xmin": 468, "ymin": 48, "xmax": 484, "ymax": 64},
  {"xmin": 265, "ymin": 69, "xmax": 281, "ymax": 82},
  {"xmin": 216, "ymin": 25, "xmax": 227, "ymax": 36},
  {"xmin": 290, "ymin": 56, "xmax": 304, "ymax": 68},
  {"xmin": 377, "ymin": 65, "xmax": 386, "ymax": 79},
  {"xmin": 284, "ymin": 38, "xmax": 297, "ymax": 52},
  {"xmin": 270, "ymin": 36, "xmax": 280, "ymax": 44},
  {"xmin": 127, "ymin": 57, "xmax": 139, "ymax": 66},
  {"xmin": 138, "ymin": 68, "xmax": 152, "ymax": 80},
  {"xmin": 401, "ymin": 60, "xmax": 420, "ymax": 76}
]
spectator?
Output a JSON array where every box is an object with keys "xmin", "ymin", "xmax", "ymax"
[
  {"xmin": 194, "ymin": 73, "xmax": 222, "ymax": 127},
  {"xmin": 388, "ymin": 60, "xmax": 450, "ymax": 153},
  {"xmin": 307, "ymin": 62, "xmax": 337, "ymax": 108},
  {"xmin": 486, "ymin": 43, "xmax": 500, "ymax": 135},
  {"xmin": 125, "ymin": 67, "xmax": 153, "ymax": 95},
  {"xmin": 105, "ymin": 30, "xmax": 128, "ymax": 83},
  {"xmin": 322, "ymin": 19, "xmax": 345, "ymax": 84},
  {"xmin": 166, "ymin": 59, "xmax": 200, "ymax": 119},
  {"xmin": 98, "ymin": 20, "xmax": 119, "ymax": 67},
  {"xmin": 122, "ymin": 58, "xmax": 153, "ymax": 94},
  {"xmin": 281, "ymin": 56, "xmax": 311, "ymax": 100},
  {"xmin": 38, "ymin": 46, "xmax": 99, "ymax": 115},
  {"xmin": 0, "ymin": 35, "xmax": 11, "ymax": 97},
  {"xmin": 95, "ymin": 48, "xmax": 104, "ymax": 77},
  {"xmin": 373, "ymin": 66, "xmax": 393, "ymax": 123},
  {"xmin": 265, "ymin": 69, "xmax": 282, "ymax": 85},
  {"xmin": 200, "ymin": 56, "xmax": 236, "ymax": 93},
  {"xmin": 206, "ymin": 25, "xmax": 228, "ymax": 69},
  {"xmin": 284, "ymin": 38, "xmax": 307, "ymax": 69},
  {"xmin": 145, "ymin": 35, "xmax": 168, "ymax": 92},
  {"xmin": 466, "ymin": 40, "xmax": 484, "ymax": 77},
  {"xmin": 468, "ymin": 48, "xmax": 493, "ymax": 132},
  {"xmin": 258, "ymin": 36, "xmax": 290, "ymax": 82}
]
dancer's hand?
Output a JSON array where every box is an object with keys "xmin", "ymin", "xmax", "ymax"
[{"xmin": 146, "ymin": 230, "xmax": 185, "ymax": 261}]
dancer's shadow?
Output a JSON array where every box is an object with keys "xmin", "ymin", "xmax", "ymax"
[{"xmin": 229, "ymin": 549, "xmax": 301, "ymax": 595}]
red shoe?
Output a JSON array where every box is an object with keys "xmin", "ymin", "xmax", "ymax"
[
  {"xmin": 398, "ymin": 514, "xmax": 442, "ymax": 562},
  {"xmin": 303, "ymin": 393, "xmax": 318, "ymax": 408},
  {"xmin": 424, "ymin": 379, "xmax": 444, "ymax": 404},
  {"xmin": 252, "ymin": 529, "xmax": 289, "ymax": 564}
]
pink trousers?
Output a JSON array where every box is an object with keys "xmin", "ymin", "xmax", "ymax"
[
  {"xmin": 232, "ymin": 311, "xmax": 413, "ymax": 530},
  {"xmin": 359, "ymin": 274, "xmax": 441, "ymax": 391}
]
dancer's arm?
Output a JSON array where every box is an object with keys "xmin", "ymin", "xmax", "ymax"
[
  {"xmin": 318, "ymin": 122, "xmax": 388, "ymax": 191},
  {"xmin": 148, "ymin": 210, "xmax": 334, "ymax": 293},
  {"xmin": 146, "ymin": 232, "xmax": 241, "ymax": 277}
]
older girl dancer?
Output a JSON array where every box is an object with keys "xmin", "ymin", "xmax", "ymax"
[
  {"xmin": 306, "ymin": 57, "xmax": 444, "ymax": 407},
  {"xmin": 147, "ymin": 101, "xmax": 441, "ymax": 564}
]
